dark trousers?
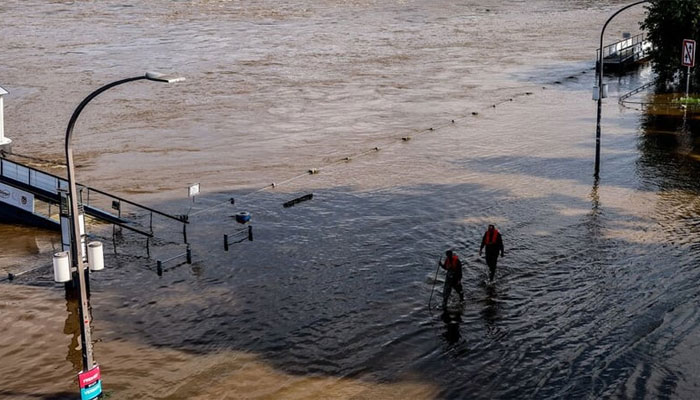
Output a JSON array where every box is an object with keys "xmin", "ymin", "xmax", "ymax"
[
  {"xmin": 486, "ymin": 254, "xmax": 499, "ymax": 281},
  {"xmin": 443, "ymin": 271, "xmax": 463, "ymax": 306}
]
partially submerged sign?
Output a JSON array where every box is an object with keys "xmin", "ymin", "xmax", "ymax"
[
  {"xmin": 78, "ymin": 365, "xmax": 102, "ymax": 400},
  {"xmin": 283, "ymin": 193, "xmax": 313, "ymax": 208},
  {"xmin": 188, "ymin": 183, "xmax": 200, "ymax": 197}
]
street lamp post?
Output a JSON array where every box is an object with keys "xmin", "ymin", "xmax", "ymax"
[
  {"xmin": 595, "ymin": 0, "xmax": 649, "ymax": 178},
  {"xmin": 65, "ymin": 71, "xmax": 184, "ymax": 372}
]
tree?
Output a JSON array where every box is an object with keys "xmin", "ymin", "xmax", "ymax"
[{"xmin": 641, "ymin": 0, "xmax": 700, "ymax": 91}]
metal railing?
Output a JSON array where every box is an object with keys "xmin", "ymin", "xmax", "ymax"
[
  {"xmin": 618, "ymin": 81, "xmax": 700, "ymax": 112},
  {"xmin": 0, "ymin": 156, "xmax": 188, "ymax": 241},
  {"xmin": 597, "ymin": 33, "xmax": 651, "ymax": 65},
  {"xmin": 619, "ymin": 81, "xmax": 656, "ymax": 103}
]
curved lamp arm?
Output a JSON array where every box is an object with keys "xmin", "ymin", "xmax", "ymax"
[
  {"xmin": 63, "ymin": 71, "xmax": 184, "ymax": 372},
  {"xmin": 595, "ymin": 0, "xmax": 649, "ymax": 178}
]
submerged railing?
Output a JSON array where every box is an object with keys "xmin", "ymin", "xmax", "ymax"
[{"xmin": 0, "ymin": 156, "xmax": 188, "ymax": 241}]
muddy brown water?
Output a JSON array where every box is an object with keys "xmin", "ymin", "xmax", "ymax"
[{"xmin": 3, "ymin": 1, "xmax": 700, "ymax": 399}]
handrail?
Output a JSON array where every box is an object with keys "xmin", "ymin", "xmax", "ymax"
[
  {"xmin": 597, "ymin": 33, "xmax": 651, "ymax": 66},
  {"xmin": 619, "ymin": 81, "xmax": 656, "ymax": 103},
  {"xmin": 597, "ymin": 33, "xmax": 646, "ymax": 58},
  {"xmin": 0, "ymin": 156, "xmax": 186, "ymax": 224}
]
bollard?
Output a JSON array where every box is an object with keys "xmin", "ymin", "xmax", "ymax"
[
  {"xmin": 156, "ymin": 261, "xmax": 163, "ymax": 276},
  {"xmin": 186, "ymin": 248, "xmax": 192, "ymax": 264},
  {"xmin": 8, "ymin": 273, "xmax": 14, "ymax": 281},
  {"xmin": 248, "ymin": 225, "xmax": 253, "ymax": 241},
  {"xmin": 224, "ymin": 234, "xmax": 229, "ymax": 252},
  {"xmin": 183, "ymin": 224, "xmax": 188, "ymax": 244}
]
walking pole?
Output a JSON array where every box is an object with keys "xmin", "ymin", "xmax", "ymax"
[{"xmin": 428, "ymin": 257, "xmax": 442, "ymax": 311}]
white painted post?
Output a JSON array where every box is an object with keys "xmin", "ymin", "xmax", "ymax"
[{"xmin": 0, "ymin": 86, "xmax": 11, "ymax": 146}]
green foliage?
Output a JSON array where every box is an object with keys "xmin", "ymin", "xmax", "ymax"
[
  {"xmin": 641, "ymin": 0, "xmax": 700, "ymax": 91},
  {"xmin": 673, "ymin": 96, "xmax": 700, "ymax": 104}
]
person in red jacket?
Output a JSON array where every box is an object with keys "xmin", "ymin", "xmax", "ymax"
[
  {"xmin": 439, "ymin": 250, "xmax": 464, "ymax": 309},
  {"xmin": 480, "ymin": 224, "xmax": 505, "ymax": 282}
]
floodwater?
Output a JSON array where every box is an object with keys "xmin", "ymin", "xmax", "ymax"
[{"xmin": 3, "ymin": 1, "xmax": 700, "ymax": 399}]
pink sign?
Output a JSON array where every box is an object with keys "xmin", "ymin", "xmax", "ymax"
[{"xmin": 78, "ymin": 365, "xmax": 101, "ymax": 389}]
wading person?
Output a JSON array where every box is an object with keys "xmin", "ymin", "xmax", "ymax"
[
  {"xmin": 440, "ymin": 250, "xmax": 464, "ymax": 309},
  {"xmin": 480, "ymin": 224, "xmax": 504, "ymax": 282}
]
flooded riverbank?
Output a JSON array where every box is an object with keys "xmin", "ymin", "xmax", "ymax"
[{"xmin": 5, "ymin": 1, "xmax": 700, "ymax": 399}]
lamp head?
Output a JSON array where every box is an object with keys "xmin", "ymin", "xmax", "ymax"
[{"xmin": 145, "ymin": 71, "xmax": 186, "ymax": 83}]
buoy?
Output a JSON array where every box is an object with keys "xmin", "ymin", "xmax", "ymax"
[
  {"xmin": 451, "ymin": 119, "xmax": 455, "ymax": 123},
  {"xmin": 402, "ymin": 137, "xmax": 411, "ymax": 141},
  {"xmin": 472, "ymin": 112, "xmax": 479, "ymax": 116}
]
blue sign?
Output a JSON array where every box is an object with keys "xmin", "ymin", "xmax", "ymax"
[{"xmin": 80, "ymin": 380, "xmax": 102, "ymax": 400}]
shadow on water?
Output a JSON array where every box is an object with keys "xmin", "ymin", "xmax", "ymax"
[
  {"xmin": 637, "ymin": 106, "xmax": 700, "ymax": 191},
  {"xmin": 0, "ymin": 391, "xmax": 77, "ymax": 400},
  {"xmin": 6, "ymin": 168, "xmax": 700, "ymax": 398},
  {"xmin": 6, "ymin": 106, "xmax": 700, "ymax": 397}
]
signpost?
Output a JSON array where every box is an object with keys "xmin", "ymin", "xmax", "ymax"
[
  {"xmin": 78, "ymin": 365, "xmax": 102, "ymax": 400},
  {"xmin": 188, "ymin": 183, "xmax": 200, "ymax": 203},
  {"xmin": 682, "ymin": 39, "xmax": 696, "ymax": 98}
]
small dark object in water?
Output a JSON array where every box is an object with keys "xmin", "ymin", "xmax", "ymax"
[
  {"xmin": 429, "ymin": 127, "xmax": 434, "ymax": 131},
  {"xmin": 526, "ymin": 92, "xmax": 533, "ymax": 95},
  {"xmin": 402, "ymin": 137, "xmax": 411, "ymax": 141},
  {"xmin": 554, "ymin": 81, "xmax": 562, "ymax": 84},
  {"xmin": 283, "ymin": 194, "xmax": 313, "ymax": 208},
  {"xmin": 234, "ymin": 211, "xmax": 251, "ymax": 224},
  {"xmin": 451, "ymin": 119, "xmax": 455, "ymax": 123},
  {"xmin": 472, "ymin": 111, "xmax": 479, "ymax": 116}
]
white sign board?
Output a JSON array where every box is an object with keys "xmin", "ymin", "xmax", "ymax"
[
  {"xmin": 0, "ymin": 182, "xmax": 34, "ymax": 213},
  {"xmin": 188, "ymin": 183, "xmax": 200, "ymax": 197},
  {"xmin": 683, "ymin": 39, "xmax": 696, "ymax": 67}
]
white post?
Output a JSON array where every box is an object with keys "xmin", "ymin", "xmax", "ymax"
[
  {"xmin": 0, "ymin": 87, "xmax": 11, "ymax": 146},
  {"xmin": 687, "ymin": 66, "xmax": 691, "ymax": 99}
]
